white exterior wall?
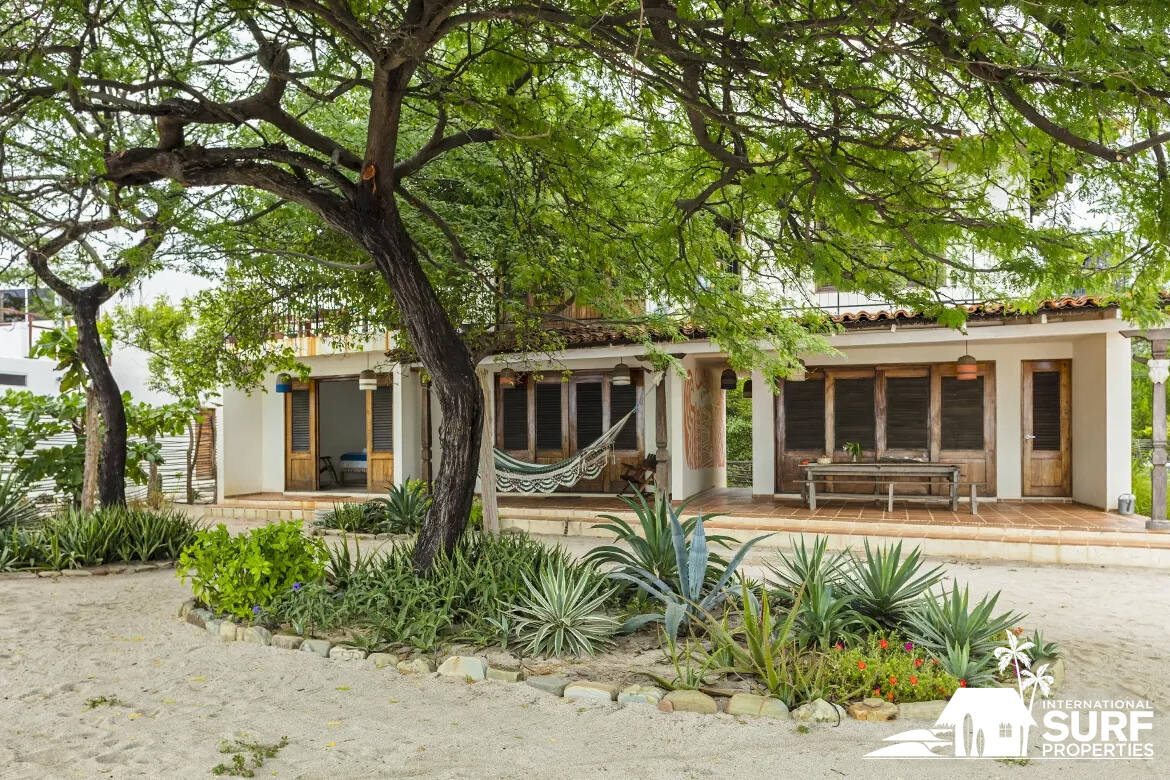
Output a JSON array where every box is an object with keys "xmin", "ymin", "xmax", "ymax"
[
  {"xmin": 219, "ymin": 385, "xmax": 265, "ymax": 499},
  {"xmin": 1070, "ymin": 332, "xmax": 1132, "ymax": 509},
  {"xmin": 219, "ymin": 313, "xmax": 1132, "ymax": 510}
]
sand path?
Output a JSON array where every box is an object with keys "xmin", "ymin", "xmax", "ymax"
[{"xmin": 1, "ymin": 547, "xmax": 1167, "ymax": 779}]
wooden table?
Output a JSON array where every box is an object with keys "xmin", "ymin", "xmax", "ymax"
[{"xmin": 801, "ymin": 462, "xmax": 966, "ymax": 512}]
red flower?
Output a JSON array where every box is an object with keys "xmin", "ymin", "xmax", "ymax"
[
  {"xmin": 914, "ymin": 658, "xmax": 924, "ymax": 668},
  {"xmin": 857, "ymin": 660, "xmax": 867, "ymax": 670},
  {"xmin": 959, "ymin": 680, "xmax": 968, "ymax": 688},
  {"xmin": 931, "ymin": 658, "xmax": 939, "ymax": 665},
  {"xmin": 887, "ymin": 692, "xmax": 895, "ymax": 701},
  {"xmin": 873, "ymin": 688, "xmax": 881, "ymax": 697},
  {"xmin": 888, "ymin": 676, "xmax": 898, "ymax": 686},
  {"xmin": 910, "ymin": 676, "xmax": 919, "ymax": 686},
  {"xmin": 879, "ymin": 639, "xmax": 889, "ymax": 650}
]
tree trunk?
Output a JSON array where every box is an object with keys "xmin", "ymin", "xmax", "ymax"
[
  {"xmin": 356, "ymin": 206, "xmax": 482, "ymax": 573},
  {"xmin": 80, "ymin": 385, "xmax": 101, "ymax": 512},
  {"xmin": 73, "ymin": 302, "xmax": 128, "ymax": 507}
]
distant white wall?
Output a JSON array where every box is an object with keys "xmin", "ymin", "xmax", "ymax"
[{"xmin": 0, "ymin": 356, "xmax": 58, "ymax": 394}]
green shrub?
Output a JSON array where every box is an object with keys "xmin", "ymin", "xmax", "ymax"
[
  {"xmin": 0, "ymin": 505, "xmax": 198, "ymax": 571},
  {"xmin": 508, "ymin": 561, "xmax": 617, "ymax": 657},
  {"xmin": 819, "ymin": 635, "xmax": 961, "ymax": 703},
  {"xmin": 317, "ymin": 502, "xmax": 383, "ymax": 534},
  {"xmin": 792, "ymin": 579, "xmax": 876, "ymax": 652},
  {"xmin": 178, "ymin": 522, "xmax": 328, "ymax": 619}
]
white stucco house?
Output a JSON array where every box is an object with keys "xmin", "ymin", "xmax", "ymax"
[{"xmin": 215, "ymin": 291, "xmax": 1133, "ymax": 513}]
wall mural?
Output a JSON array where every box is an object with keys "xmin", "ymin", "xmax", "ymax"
[{"xmin": 683, "ymin": 368, "xmax": 725, "ymax": 470}]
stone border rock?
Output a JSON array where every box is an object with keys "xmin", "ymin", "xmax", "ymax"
[
  {"xmin": 309, "ymin": 527, "xmax": 414, "ymax": 542},
  {"xmin": 0, "ymin": 560, "xmax": 176, "ymax": 581},
  {"xmin": 176, "ymin": 598, "xmax": 1056, "ymax": 727}
]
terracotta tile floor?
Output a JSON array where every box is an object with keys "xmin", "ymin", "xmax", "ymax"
[{"xmin": 496, "ymin": 488, "xmax": 1153, "ymax": 533}]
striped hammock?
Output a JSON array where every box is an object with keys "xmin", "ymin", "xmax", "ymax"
[{"xmin": 493, "ymin": 407, "xmax": 637, "ymax": 493}]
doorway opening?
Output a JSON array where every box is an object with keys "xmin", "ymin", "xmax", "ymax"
[
  {"xmin": 724, "ymin": 383, "xmax": 753, "ymax": 487},
  {"xmin": 317, "ymin": 378, "xmax": 368, "ymax": 491}
]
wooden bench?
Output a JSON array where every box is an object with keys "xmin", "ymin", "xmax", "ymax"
[{"xmin": 801, "ymin": 463, "xmax": 977, "ymax": 514}]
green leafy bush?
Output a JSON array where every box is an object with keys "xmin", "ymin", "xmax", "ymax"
[
  {"xmin": 0, "ymin": 505, "xmax": 199, "ymax": 571},
  {"xmin": 178, "ymin": 522, "xmax": 328, "ymax": 619},
  {"xmin": 317, "ymin": 502, "xmax": 383, "ymax": 534},
  {"xmin": 508, "ymin": 561, "xmax": 617, "ymax": 657}
]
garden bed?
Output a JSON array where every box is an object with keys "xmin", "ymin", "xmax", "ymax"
[{"xmin": 173, "ymin": 493, "xmax": 1063, "ymax": 723}]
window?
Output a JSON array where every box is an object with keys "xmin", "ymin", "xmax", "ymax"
[
  {"xmin": 941, "ymin": 376, "xmax": 984, "ymax": 449},
  {"xmin": 371, "ymin": 386, "xmax": 393, "ymax": 452},
  {"xmin": 834, "ymin": 377, "xmax": 875, "ymax": 451},
  {"xmin": 885, "ymin": 376, "xmax": 929, "ymax": 450},
  {"xmin": 575, "ymin": 382, "xmax": 603, "ymax": 447},
  {"xmin": 999, "ymin": 723, "xmax": 1013, "ymax": 738},
  {"xmin": 0, "ymin": 289, "xmax": 23, "ymax": 323},
  {"xmin": 610, "ymin": 383, "xmax": 638, "ymax": 450},
  {"xmin": 0, "ymin": 373, "xmax": 26, "ymax": 386},
  {"xmin": 534, "ymin": 384, "xmax": 562, "ymax": 450},
  {"xmin": 501, "ymin": 386, "xmax": 528, "ymax": 450},
  {"xmin": 783, "ymin": 379, "xmax": 825, "ymax": 450},
  {"xmin": 1031, "ymin": 371, "xmax": 1062, "ymax": 450},
  {"xmin": 290, "ymin": 389, "xmax": 311, "ymax": 452}
]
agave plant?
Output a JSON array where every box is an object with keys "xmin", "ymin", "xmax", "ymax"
[
  {"xmin": 0, "ymin": 471, "xmax": 39, "ymax": 530},
  {"xmin": 792, "ymin": 579, "xmax": 877, "ymax": 652},
  {"xmin": 368, "ymin": 481, "xmax": 431, "ymax": 534},
  {"xmin": 845, "ymin": 539, "xmax": 944, "ymax": 628},
  {"xmin": 937, "ymin": 641, "xmax": 997, "ymax": 688},
  {"xmin": 904, "ymin": 582, "xmax": 1024, "ymax": 664},
  {"xmin": 766, "ymin": 535, "xmax": 850, "ymax": 594},
  {"xmin": 508, "ymin": 561, "xmax": 618, "ymax": 657},
  {"xmin": 612, "ymin": 512, "xmax": 769, "ymax": 641},
  {"xmin": 585, "ymin": 491, "xmax": 732, "ymax": 588}
]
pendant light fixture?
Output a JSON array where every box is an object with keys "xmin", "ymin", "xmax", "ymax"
[
  {"xmin": 955, "ymin": 338, "xmax": 978, "ymax": 381},
  {"xmin": 498, "ymin": 367, "xmax": 519, "ymax": 389},
  {"xmin": 358, "ymin": 353, "xmax": 377, "ymax": 391},
  {"xmin": 719, "ymin": 368, "xmax": 738, "ymax": 391},
  {"xmin": 275, "ymin": 373, "xmax": 293, "ymax": 393},
  {"xmin": 612, "ymin": 360, "xmax": 631, "ymax": 386}
]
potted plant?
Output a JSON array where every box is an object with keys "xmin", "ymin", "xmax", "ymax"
[{"xmin": 843, "ymin": 441, "xmax": 863, "ymax": 462}]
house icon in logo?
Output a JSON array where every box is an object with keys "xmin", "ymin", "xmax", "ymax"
[{"xmin": 866, "ymin": 688, "xmax": 1037, "ymax": 759}]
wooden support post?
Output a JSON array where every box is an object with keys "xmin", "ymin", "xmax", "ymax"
[
  {"xmin": 808, "ymin": 480, "xmax": 816, "ymax": 510},
  {"xmin": 1151, "ymin": 339, "xmax": 1169, "ymax": 530},
  {"xmin": 420, "ymin": 371, "xmax": 433, "ymax": 488},
  {"xmin": 654, "ymin": 374, "xmax": 670, "ymax": 501},
  {"xmin": 476, "ymin": 368, "xmax": 499, "ymax": 534}
]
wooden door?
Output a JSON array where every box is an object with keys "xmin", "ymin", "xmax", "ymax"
[
  {"xmin": 367, "ymin": 375, "xmax": 394, "ymax": 492},
  {"xmin": 285, "ymin": 379, "xmax": 317, "ymax": 490},
  {"xmin": 931, "ymin": 362, "xmax": 997, "ymax": 497},
  {"xmin": 1022, "ymin": 360, "xmax": 1071, "ymax": 496},
  {"xmin": 569, "ymin": 375, "xmax": 606, "ymax": 492}
]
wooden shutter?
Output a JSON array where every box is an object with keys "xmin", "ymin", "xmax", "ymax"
[
  {"xmin": 885, "ymin": 376, "xmax": 929, "ymax": 450},
  {"xmin": 501, "ymin": 386, "xmax": 528, "ymax": 451},
  {"xmin": 371, "ymin": 386, "xmax": 393, "ymax": 452},
  {"xmin": 783, "ymin": 379, "xmax": 825, "ymax": 450},
  {"xmin": 535, "ymin": 383, "xmax": 563, "ymax": 451},
  {"xmin": 575, "ymin": 382, "xmax": 603, "ymax": 448},
  {"xmin": 833, "ymin": 377, "xmax": 876, "ymax": 450},
  {"xmin": 290, "ymin": 389, "xmax": 311, "ymax": 452},
  {"xmin": 941, "ymin": 376, "xmax": 984, "ymax": 449},
  {"xmin": 610, "ymin": 383, "xmax": 637, "ymax": 450},
  {"xmin": 1030, "ymin": 371, "xmax": 1062, "ymax": 451}
]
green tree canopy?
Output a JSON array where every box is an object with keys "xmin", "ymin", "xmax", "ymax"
[{"xmin": 4, "ymin": 1, "xmax": 1169, "ymax": 564}]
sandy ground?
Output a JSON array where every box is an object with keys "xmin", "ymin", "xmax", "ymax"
[{"xmin": 1, "ymin": 543, "xmax": 1168, "ymax": 779}]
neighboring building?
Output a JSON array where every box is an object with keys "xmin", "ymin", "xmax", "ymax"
[{"xmin": 217, "ymin": 293, "xmax": 1132, "ymax": 512}]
